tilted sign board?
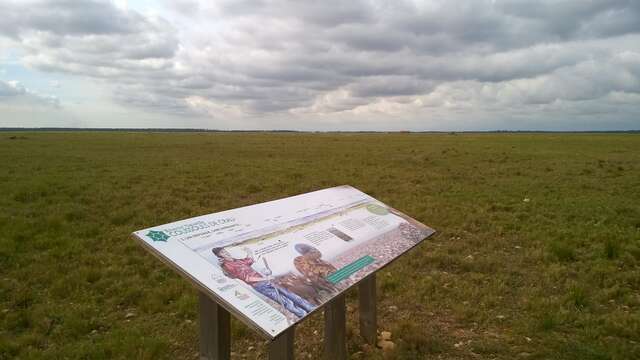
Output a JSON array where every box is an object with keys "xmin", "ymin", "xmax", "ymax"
[{"xmin": 133, "ymin": 185, "xmax": 435, "ymax": 339}]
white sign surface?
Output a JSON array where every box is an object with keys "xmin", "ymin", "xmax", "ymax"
[{"xmin": 133, "ymin": 185, "xmax": 434, "ymax": 338}]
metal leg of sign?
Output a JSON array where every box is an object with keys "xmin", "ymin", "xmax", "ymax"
[
  {"xmin": 269, "ymin": 327, "xmax": 295, "ymax": 360},
  {"xmin": 199, "ymin": 292, "xmax": 231, "ymax": 360},
  {"xmin": 358, "ymin": 274, "xmax": 377, "ymax": 345},
  {"xmin": 324, "ymin": 294, "xmax": 347, "ymax": 360}
]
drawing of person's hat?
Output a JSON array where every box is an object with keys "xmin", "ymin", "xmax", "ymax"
[
  {"xmin": 295, "ymin": 243, "xmax": 316, "ymax": 254},
  {"xmin": 234, "ymin": 290, "xmax": 249, "ymax": 300}
]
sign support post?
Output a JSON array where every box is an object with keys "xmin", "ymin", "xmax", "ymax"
[
  {"xmin": 324, "ymin": 294, "xmax": 347, "ymax": 360},
  {"xmin": 199, "ymin": 292, "xmax": 231, "ymax": 360},
  {"xmin": 269, "ymin": 327, "xmax": 295, "ymax": 360},
  {"xmin": 358, "ymin": 274, "xmax": 377, "ymax": 344}
]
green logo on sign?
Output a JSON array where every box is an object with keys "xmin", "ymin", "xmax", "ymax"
[
  {"xmin": 147, "ymin": 230, "xmax": 169, "ymax": 242},
  {"xmin": 366, "ymin": 203, "xmax": 389, "ymax": 215}
]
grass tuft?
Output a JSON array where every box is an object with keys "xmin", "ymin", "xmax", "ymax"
[
  {"xmin": 604, "ymin": 240, "xmax": 619, "ymax": 259},
  {"xmin": 549, "ymin": 241, "xmax": 576, "ymax": 262},
  {"xmin": 568, "ymin": 286, "xmax": 590, "ymax": 310}
]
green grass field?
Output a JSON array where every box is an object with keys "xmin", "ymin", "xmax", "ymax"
[{"xmin": 1, "ymin": 132, "xmax": 639, "ymax": 359}]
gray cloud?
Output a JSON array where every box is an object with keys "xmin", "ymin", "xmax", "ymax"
[
  {"xmin": 2, "ymin": 0, "xmax": 178, "ymax": 78},
  {"xmin": 0, "ymin": 0, "xmax": 149, "ymax": 37},
  {"xmin": 498, "ymin": 0, "xmax": 640, "ymax": 38},
  {"xmin": 0, "ymin": 0, "xmax": 639, "ymax": 129},
  {"xmin": 217, "ymin": 0, "xmax": 374, "ymax": 26}
]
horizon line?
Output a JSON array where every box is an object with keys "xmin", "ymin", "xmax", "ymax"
[{"xmin": 1, "ymin": 127, "xmax": 639, "ymax": 134}]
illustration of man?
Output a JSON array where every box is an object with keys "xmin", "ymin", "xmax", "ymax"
[
  {"xmin": 293, "ymin": 244, "xmax": 338, "ymax": 293},
  {"xmin": 211, "ymin": 247, "xmax": 315, "ymax": 318}
]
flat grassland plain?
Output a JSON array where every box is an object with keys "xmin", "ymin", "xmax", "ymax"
[{"xmin": 1, "ymin": 132, "xmax": 639, "ymax": 360}]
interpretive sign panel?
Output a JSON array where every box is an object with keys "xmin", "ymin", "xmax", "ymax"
[{"xmin": 133, "ymin": 185, "xmax": 435, "ymax": 339}]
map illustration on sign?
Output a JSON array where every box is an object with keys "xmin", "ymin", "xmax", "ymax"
[{"xmin": 132, "ymin": 185, "xmax": 435, "ymax": 338}]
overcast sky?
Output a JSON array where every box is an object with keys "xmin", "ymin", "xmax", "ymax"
[{"xmin": 1, "ymin": 0, "xmax": 639, "ymax": 131}]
